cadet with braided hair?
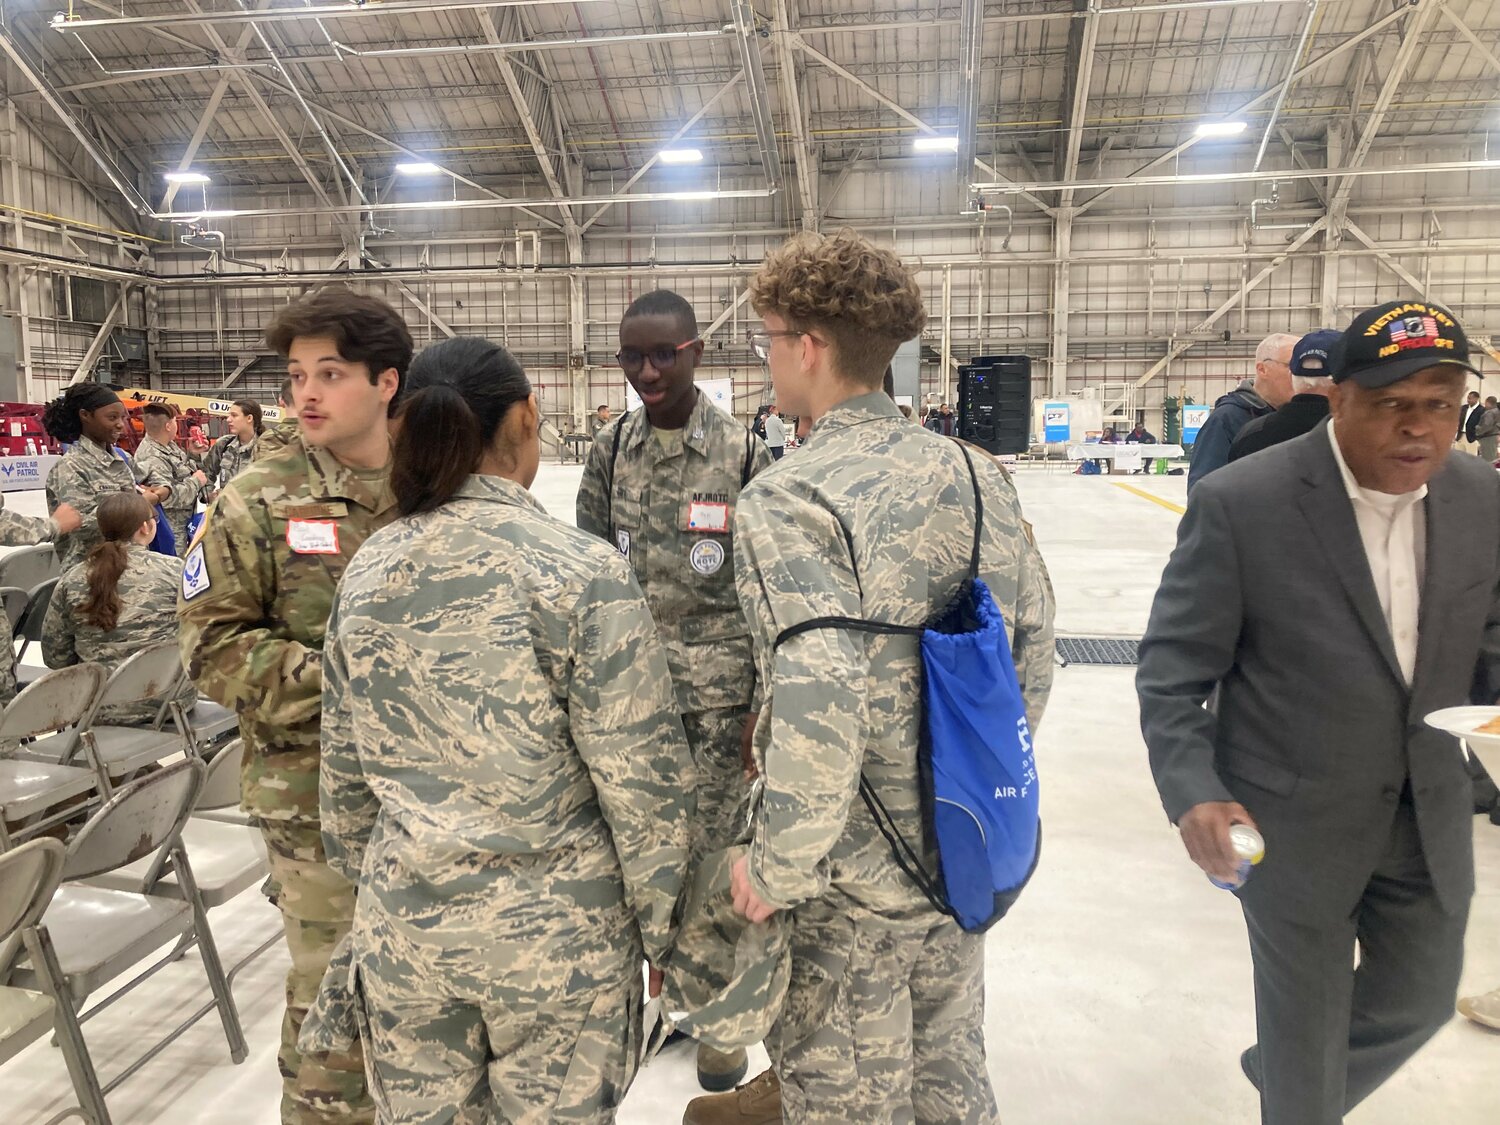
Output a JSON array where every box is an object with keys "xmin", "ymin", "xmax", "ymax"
[{"xmin": 44, "ymin": 384, "xmax": 171, "ymax": 570}]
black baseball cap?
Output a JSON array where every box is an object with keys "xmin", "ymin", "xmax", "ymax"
[
  {"xmin": 1290, "ymin": 329, "xmax": 1341, "ymax": 378},
  {"xmin": 1330, "ymin": 300, "xmax": 1481, "ymax": 388}
]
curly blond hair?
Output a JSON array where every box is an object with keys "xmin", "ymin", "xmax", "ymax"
[{"xmin": 750, "ymin": 230, "xmax": 927, "ymax": 387}]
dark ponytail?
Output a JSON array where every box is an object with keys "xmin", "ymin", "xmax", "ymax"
[
  {"xmin": 393, "ymin": 337, "xmax": 532, "ymax": 516},
  {"xmin": 232, "ymin": 399, "xmax": 265, "ymax": 436},
  {"xmin": 43, "ymin": 384, "xmax": 121, "ymax": 444},
  {"xmin": 79, "ymin": 491, "xmax": 153, "ymax": 632}
]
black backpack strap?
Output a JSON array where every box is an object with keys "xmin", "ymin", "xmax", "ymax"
[
  {"xmin": 742, "ymin": 425, "xmax": 755, "ymax": 488},
  {"xmin": 956, "ymin": 444, "xmax": 984, "ymax": 582},
  {"xmin": 604, "ymin": 411, "xmax": 630, "ymax": 534}
]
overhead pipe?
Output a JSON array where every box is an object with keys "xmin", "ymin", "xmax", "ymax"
[
  {"xmin": 1249, "ymin": 181, "xmax": 1315, "ymax": 231},
  {"xmin": 1253, "ymin": 0, "xmax": 1320, "ymax": 173},
  {"xmin": 960, "ymin": 199, "xmax": 1014, "ymax": 250},
  {"xmin": 180, "ymin": 228, "xmax": 270, "ymax": 273},
  {"xmin": 970, "ymin": 158, "xmax": 1500, "ymax": 196},
  {"xmin": 50, "ymin": 0, "xmax": 618, "ymax": 32},
  {"xmin": 156, "ymin": 187, "xmax": 780, "ymax": 223}
]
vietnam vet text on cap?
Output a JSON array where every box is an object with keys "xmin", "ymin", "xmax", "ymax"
[{"xmin": 1329, "ymin": 300, "xmax": 1481, "ymax": 389}]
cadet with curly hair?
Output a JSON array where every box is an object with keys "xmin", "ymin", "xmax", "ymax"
[{"xmin": 687, "ymin": 231, "xmax": 1055, "ymax": 1125}]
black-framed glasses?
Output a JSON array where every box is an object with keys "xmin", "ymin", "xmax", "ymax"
[
  {"xmin": 748, "ymin": 329, "xmax": 814, "ymax": 362},
  {"xmin": 615, "ymin": 338, "xmax": 698, "ymax": 374}
]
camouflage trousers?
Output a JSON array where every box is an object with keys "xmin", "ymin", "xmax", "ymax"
[
  {"xmin": 259, "ymin": 818, "xmax": 374, "ymax": 1125},
  {"xmin": 771, "ymin": 900, "xmax": 998, "ymax": 1125},
  {"xmin": 666, "ymin": 706, "xmax": 753, "ymax": 1014},
  {"xmin": 356, "ymin": 965, "xmax": 643, "ymax": 1125}
]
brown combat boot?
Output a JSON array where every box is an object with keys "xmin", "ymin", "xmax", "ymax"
[
  {"xmin": 695, "ymin": 1042, "xmax": 749, "ymax": 1092},
  {"xmin": 682, "ymin": 1066, "xmax": 781, "ymax": 1125}
]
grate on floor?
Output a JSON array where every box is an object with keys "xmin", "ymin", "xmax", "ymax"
[{"xmin": 1055, "ymin": 636, "xmax": 1141, "ymax": 666}]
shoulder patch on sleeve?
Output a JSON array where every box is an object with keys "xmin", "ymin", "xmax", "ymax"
[{"xmin": 182, "ymin": 543, "xmax": 212, "ymax": 600}]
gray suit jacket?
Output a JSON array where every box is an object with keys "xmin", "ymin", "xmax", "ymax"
[{"xmin": 1138, "ymin": 422, "xmax": 1500, "ymax": 914}]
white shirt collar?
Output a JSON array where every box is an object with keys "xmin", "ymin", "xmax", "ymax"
[{"xmin": 1326, "ymin": 421, "xmax": 1427, "ymax": 513}]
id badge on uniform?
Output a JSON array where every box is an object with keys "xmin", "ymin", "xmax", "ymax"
[
  {"xmin": 685, "ymin": 500, "xmax": 730, "ymax": 533},
  {"xmin": 287, "ymin": 519, "xmax": 339, "ymax": 555}
]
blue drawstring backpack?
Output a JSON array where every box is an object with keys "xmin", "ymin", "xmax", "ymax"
[
  {"xmin": 772, "ymin": 445, "xmax": 1040, "ymax": 932},
  {"xmin": 114, "ymin": 445, "xmax": 177, "ymax": 557}
]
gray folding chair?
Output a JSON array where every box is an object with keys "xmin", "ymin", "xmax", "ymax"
[
  {"xmin": 14, "ymin": 576, "xmax": 60, "ymax": 681},
  {"xmin": 91, "ymin": 743, "xmax": 267, "ymax": 910},
  {"xmin": 187, "ymin": 739, "xmax": 250, "ymax": 826},
  {"xmin": 0, "ymin": 585, "xmax": 29, "ymax": 636},
  {"xmin": 0, "ymin": 837, "xmax": 109, "ymax": 1124},
  {"xmin": 0, "ymin": 665, "xmax": 106, "ymax": 849},
  {"xmin": 49, "ymin": 645, "xmax": 191, "ymax": 794},
  {"xmin": 7, "ymin": 760, "xmax": 247, "ymax": 1104},
  {"xmin": 0, "ymin": 545, "xmax": 60, "ymax": 594},
  {"xmin": 174, "ymin": 698, "xmax": 239, "ymax": 755}
]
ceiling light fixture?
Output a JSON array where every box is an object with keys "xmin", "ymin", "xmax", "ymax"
[
  {"xmin": 164, "ymin": 171, "xmax": 210, "ymax": 184},
  {"xmin": 658, "ymin": 148, "xmax": 704, "ymax": 164},
  {"xmin": 1194, "ymin": 120, "xmax": 1248, "ymax": 138},
  {"xmin": 913, "ymin": 136, "xmax": 960, "ymax": 153},
  {"xmin": 395, "ymin": 161, "xmax": 442, "ymax": 175}
]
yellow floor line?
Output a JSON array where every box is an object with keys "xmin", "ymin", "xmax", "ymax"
[{"xmin": 1111, "ymin": 482, "xmax": 1186, "ymax": 515}]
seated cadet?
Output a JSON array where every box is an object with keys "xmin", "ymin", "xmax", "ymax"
[
  {"xmin": 315, "ymin": 336, "xmax": 693, "ymax": 1124},
  {"xmin": 42, "ymin": 491, "xmax": 195, "ymax": 724}
]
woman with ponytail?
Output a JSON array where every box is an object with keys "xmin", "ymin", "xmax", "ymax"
[
  {"xmin": 41, "ymin": 492, "xmax": 195, "ymax": 724},
  {"xmin": 201, "ymin": 398, "xmax": 264, "ymax": 495},
  {"xmin": 313, "ymin": 337, "xmax": 693, "ymax": 1123},
  {"xmin": 44, "ymin": 384, "xmax": 172, "ymax": 570}
]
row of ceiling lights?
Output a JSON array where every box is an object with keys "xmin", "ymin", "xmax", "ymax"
[{"xmin": 162, "ymin": 121, "xmax": 1251, "ymax": 187}]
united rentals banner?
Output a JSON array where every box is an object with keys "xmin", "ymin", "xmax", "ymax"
[{"xmin": 119, "ymin": 388, "xmax": 283, "ymax": 423}]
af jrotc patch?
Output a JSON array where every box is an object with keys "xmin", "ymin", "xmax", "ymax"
[{"xmin": 690, "ymin": 539, "xmax": 725, "ymax": 575}]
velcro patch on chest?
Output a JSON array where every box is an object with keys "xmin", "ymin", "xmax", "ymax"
[
  {"xmin": 689, "ymin": 539, "xmax": 726, "ymax": 575},
  {"xmin": 287, "ymin": 519, "xmax": 339, "ymax": 554}
]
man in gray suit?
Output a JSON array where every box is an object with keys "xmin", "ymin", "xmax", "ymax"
[{"xmin": 1138, "ymin": 299, "xmax": 1497, "ymax": 1125}]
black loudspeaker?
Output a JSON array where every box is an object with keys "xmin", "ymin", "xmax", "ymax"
[{"xmin": 956, "ymin": 354, "xmax": 1031, "ymax": 455}]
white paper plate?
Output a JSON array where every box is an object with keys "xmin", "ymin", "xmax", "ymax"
[{"xmin": 1424, "ymin": 706, "xmax": 1500, "ymax": 774}]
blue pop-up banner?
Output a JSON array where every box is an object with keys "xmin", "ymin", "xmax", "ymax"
[{"xmin": 1043, "ymin": 402, "xmax": 1071, "ymax": 443}]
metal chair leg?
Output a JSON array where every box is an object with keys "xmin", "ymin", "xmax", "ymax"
[
  {"xmin": 170, "ymin": 845, "xmax": 248, "ymax": 1063},
  {"xmin": 22, "ymin": 925, "xmax": 112, "ymax": 1125}
]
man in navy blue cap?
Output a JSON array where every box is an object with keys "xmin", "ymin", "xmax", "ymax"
[
  {"xmin": 1229, "ymin": 328, "xmax": 1341, "ymax": 462},
  {"xmin": 1140, "ymin": 298, "xmax": 1495, "ymax": 1125}
]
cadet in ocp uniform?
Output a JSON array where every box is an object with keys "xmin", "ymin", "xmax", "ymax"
[
  {"xmin": 577, "ymin": 289, "xmax": 772, "ymax": 1094},
  {"xmin": 315, "ymin": 337, "xmax": 694, "ymax": 1124},
  {"xmin": 178, "ymin": 289, "xmax": 414, "ymax": 1125},
  {"xmin": 716, "ymin": 231, "xmax": 1055, "ymax": 1125},
  {"xmin": 257, "ymin": 378, "xmax": 301, "ymax": 462},
  {"xmin": 44, "ymin": 384, "xmax": 173, "ymax": 571}
]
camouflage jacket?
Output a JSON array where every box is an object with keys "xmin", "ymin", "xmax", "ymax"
[
  {"xmin": 322, "ymin": 474, "xmax": 693, "ymax": 996},
  {"xmin": 44, "ymin": 545, "xmax": 196, "ymax": 724},
  {"xmin": 0, "ymin": 493, "xmax": 58, "ymax": 547},
  {"xmin": 734, "ymin": 391, "xmax": 1056, "ymax": 918},
  {"xmin": 133, "ymin": 435, "xmax": 203, "ymax": 526},
  {"xmin": 255, "ymin": 418, "xmax": 298, "ymax": 462},
  {"xmin": 577, "ymin": 389, "xmax": 772, "ymax": 716},
  {"xmin": 46, "ymin": 437, "xmax": 161, "ymax": 572},
  {"xmin": 178, "ymin": 433, "xmax": 396, "ymax": 822},
  {"xmin": 202, "ymin": 434, "xmax": 257, "ymax": 492}
]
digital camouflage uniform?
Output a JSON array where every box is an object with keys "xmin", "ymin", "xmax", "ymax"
[
  {"xmin": 577, "ymin": 387, "xmax": 772, "ymax": 1014},
  {"xmin": 734, "ymin": 392, "xmax": 1055, "ymax": 1124},
  {"xmin": 0, "ymin": 497, "xmax": 61, "ymax": 711},
  {"xmin": 202, "ymin": 433, "xmax": 258, "ymax": 492},
  {"xmin": 178, "ymin": 433, "xmax": 394, "ymax": 1125},
  {"xmin": 133, "ymin": 434, "xmax": 204, "ymax": 557},
  {"xmin": 257, "ymin": 418, "xmax": 300, "ymax": 462},
  {"xmin": 317, "ymin": 473, "xmax": 694, "ymax": 1124},
  {"xmin": 47, "ymin": 436, "xmax": 164, "ymax": 572},
  {"xmin": 42, "ymin": 544, "xmax": 196, "ymax": 723}
]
